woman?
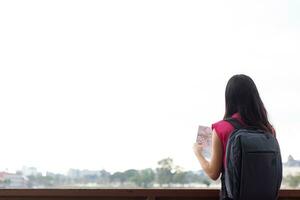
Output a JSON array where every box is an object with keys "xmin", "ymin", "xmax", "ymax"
[{"xmin": 193, "ymin": 74, "xmax": 276, "ymax": 198}]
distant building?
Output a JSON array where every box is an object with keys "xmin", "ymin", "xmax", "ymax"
[
  {"xmin": 22, "ymin": 166, "xmax": 39, "ymax": 177},
  {"xmin": 0, "ymin": 172, "xmax": 10, "ymax": 182},
  {"xmin": 68, "ymin": 169, "xmax": 101, "ymax": 179},
  {"xmin": 284, "ymin": 155, "xmax": 300, "ymax": 167},
  {"xmin": 283, "ymin": 155, "xmax": 300, "ymax": 176},
  {"xmin": 80, "ymin": 169, "xmax": 101, "ymax": 177},
  {"xmin": 46, "ymin": 171, "xmax": 57, "ymax": 177},
  {"xmin": 0, "ymin": 172, "xmax": 28, "ymax": 188},
  {"xmin": 68, "ymin": 169, "xmax": 81, "ymax": 179}
]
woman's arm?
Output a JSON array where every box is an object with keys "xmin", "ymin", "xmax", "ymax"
[{"xmin": 193, "ymin": 129, "xmax": 223, "ymax": 180}]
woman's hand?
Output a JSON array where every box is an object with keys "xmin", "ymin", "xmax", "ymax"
[
  {"xmin": 193, "ymin": 142, "xmax": 204, "ymax": 157},
  {"xmin": 193, "ymin": 129, "xmax": 223, "ymax": 181}
]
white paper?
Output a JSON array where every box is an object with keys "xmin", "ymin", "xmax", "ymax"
[{"xmin": 196, "ymin": 125, "xmax": 212, "ymax": 159}]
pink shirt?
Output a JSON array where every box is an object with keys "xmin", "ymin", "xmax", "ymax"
[{"xmin": 211, "ymin": 113, "xmax": 245, "ymax": 167}]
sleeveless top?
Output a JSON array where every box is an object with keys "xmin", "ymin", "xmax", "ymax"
[{"xmin": 211, "ymin": 113, "xmax": 245, "ymax": 167}]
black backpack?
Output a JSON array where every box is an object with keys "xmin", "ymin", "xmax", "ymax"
[{"xmin": 220, "ymin": 118, "xmax": 282, "ymax": 200}]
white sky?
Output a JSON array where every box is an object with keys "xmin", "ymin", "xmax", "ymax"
[{"xmin": 0, "ymin": 0, "xmax": 299, "ymax": 174}]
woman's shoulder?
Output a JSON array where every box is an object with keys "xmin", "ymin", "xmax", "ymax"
[
  {"xmin": 211, "ymin": 119, "xmax": 234, "ymax": 140},
  {"xmin": 211, "ymin": 113, "xmax": 241, "ymax": 139},
  {"xmin": 212, "ymin": 120, "xmax": 232, "ymax": 132}
]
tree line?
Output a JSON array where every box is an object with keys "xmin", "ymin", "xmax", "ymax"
[
  {"xmin": 3, "ymin": 157, "xmax": 299, "ymax": 188},
  {"xmin": 16, "ymin": 157, "xmax": 212, "ymax": 188}
]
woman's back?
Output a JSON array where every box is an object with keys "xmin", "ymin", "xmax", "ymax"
[{"xmin": 193, "ymin": 74, "xmax": 281, "ymax": 200}]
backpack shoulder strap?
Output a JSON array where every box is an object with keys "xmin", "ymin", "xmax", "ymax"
[{"xmin": 224, "ymin": 118, "xmax": 243, "ymax": 130}]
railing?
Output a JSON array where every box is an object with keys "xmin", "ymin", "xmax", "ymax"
[{"xmin": 0, "ymin": 189, "xmax": 300, "ymax": 200}]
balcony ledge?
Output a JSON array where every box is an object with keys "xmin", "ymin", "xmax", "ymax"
[{"xmin": 0, "ymin": 189, "xmax": 299, "ymax": 200}]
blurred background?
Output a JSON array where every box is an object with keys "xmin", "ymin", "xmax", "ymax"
[{"xmin": 0, "ymin": 0, "xmax": 299, "ymax": 188}]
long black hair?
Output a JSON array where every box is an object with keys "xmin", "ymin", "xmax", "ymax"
[{"xmin": 224, "ymin": 74, "xmax": 275, "ymax": 135}]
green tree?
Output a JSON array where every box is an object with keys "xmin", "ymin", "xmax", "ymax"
[
  {"xmin": 156, "ymin": 157, "xmax": 174, "ymax": 187},
  {"xmin": 285, "ymin": 174, "xmax": 300, "ymax": 188},
  {"xmin": 139, "ymin": 168, "xmax": 155, "ymax": 188},
  {"xmin": 125, "ymin": 168, "xmax": 155, "ymax": 188},
  {"xmin": 202, "ymin": 177, "xmax": 211, "ymax": 187},
  {"xmin": 98, "ymin": 170, "xmax": 111, "ymax": 185},
  {"xmin": 172, "ymin": 165, "xmax": 188, "ymax": 186},
  {"xmin": 27, "ymin": 175, "xmax": 54, "ymax": 187},
  {"xmin": 123, "ymin": 169, "xmax": 139, "ymax": 185},
  {"xmin": 111, "ymin": 172, "xmax": 126, "ymax": 185},
  {"xmin": 3, "ymin": 179, "xmax": 11, "ymax": 186}
]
